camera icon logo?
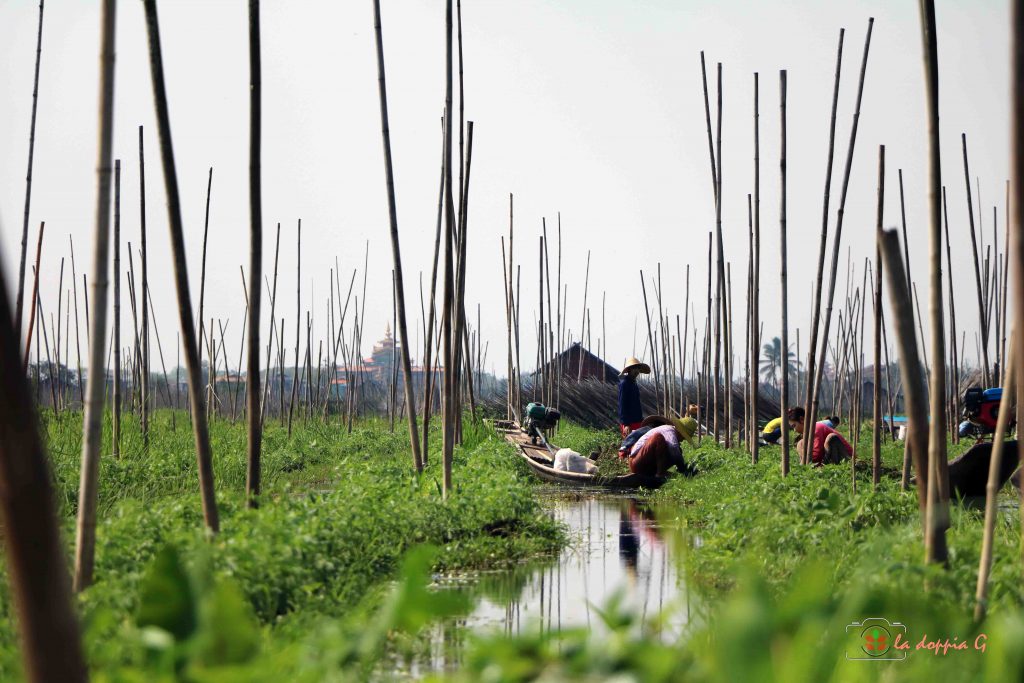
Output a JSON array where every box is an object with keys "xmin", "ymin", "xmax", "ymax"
[{"xmin": 845, "ymin": 617, "xmax": 908, "ymax": 661}]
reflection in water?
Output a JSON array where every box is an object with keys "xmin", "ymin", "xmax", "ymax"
[{"xmin": 402, "ymin": 493, "xmax": 691, "ymax": 676}]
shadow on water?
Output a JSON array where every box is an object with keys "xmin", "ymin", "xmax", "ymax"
[{"xmin": 393, "ymin": 489, "xmax": 699, "ymax": 677}]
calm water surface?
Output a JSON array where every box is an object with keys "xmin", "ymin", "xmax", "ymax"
[{"xmin": 397, "ymin": 490, "xmax": 697, "ymax": 677}]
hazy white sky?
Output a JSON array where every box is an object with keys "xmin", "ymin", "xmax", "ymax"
[{"xmin": 0, "ymin": 0, "xmax": 1014, "ymax": 377}]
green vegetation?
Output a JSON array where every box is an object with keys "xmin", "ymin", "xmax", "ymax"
[
  {"xmin": 0, "ymin": 412, "xmax": 564, "ymax": 680},
  {"xmin": 6, "ymin": 416, "xmax": 1023, "ymax": 681}
]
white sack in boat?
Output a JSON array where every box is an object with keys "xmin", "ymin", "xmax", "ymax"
[{"xmin": 553, "ymin": 448, "xmax": 598, "ymax": 474}]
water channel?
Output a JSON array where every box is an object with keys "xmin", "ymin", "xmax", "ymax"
[{"xmin": 397, "ymin": 489, "xmax": 699, "ymax": 677}]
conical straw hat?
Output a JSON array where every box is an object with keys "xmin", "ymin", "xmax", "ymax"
[{"xmin": 621, "ymin": 357, "xmax": 651, "ymax": 375}]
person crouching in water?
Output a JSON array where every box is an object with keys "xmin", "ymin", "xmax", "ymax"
[
  {"xmin": 786, "ymin": 406, "xmax": 852, "ymax": 466},
  {"xmin": 618, "ymin": 357, "xmax": 650, "ymax": 437},
  {"xmin": 625, "ymin": 416, "xmax": 699, "ymax": 477}
]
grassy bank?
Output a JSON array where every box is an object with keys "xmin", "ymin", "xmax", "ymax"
[{"xmin": 0, "ymin": 412, "xmax": 564, "ymax": 680}]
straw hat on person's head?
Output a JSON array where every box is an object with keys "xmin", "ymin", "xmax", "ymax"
[
  {"xmin": 674, "ymin": 417, "xmax": 698, "ymax": 445},
  {"xmin": 621, "ymin": 357, "xmax": 651, "ymax": 375}
]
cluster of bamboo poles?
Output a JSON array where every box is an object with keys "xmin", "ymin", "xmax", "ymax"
[{"xmin": 3, "ymin": 1, "xmax": 1024, "ymax": 681}]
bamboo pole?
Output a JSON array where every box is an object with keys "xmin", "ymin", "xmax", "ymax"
[
  {"xmin": 195, "ymin": 166, "xmax": 212, "ymax": 412},
  {"xmin": 1, "ymin": 234, "xmax": 88, "ymax": 683},
  {"xmin": 506, "ymin": 195, "xmax": 515, "ymax": 418},
  {"xmin": 873, "ymin": 146, "xmax": 885, "ymax": 489},
  {"xmin": 36, "ymin": 283, "xmax": 57, "ymax": 415},
  {"xmin": 235, "ymin": 269, "xmax": 249, "ymax": 421},
  {"xmin": 578, "ymin": 251, "xmax": 591, "ymax": 380},
  {"xmin": 141, "ymin": 0, "xmax": 219, "ymax": 532},
  {"xmin": 879, "ymin": 228, "xmax": 930, "ymax": 518},
  {"xmin": 726, "ymin": 263, "xmax": 735, "ymax": 443},
  {"xmin": 942, "ymin": 188, "xmax": 960, "ymax": 441},
  {"xmin": 801, "ymin": 30, "xmax": 844, "ymax": 466},
  {"xmin": 917, "ymin": 0, "xmax": 951, "ymax": 566},
  {"xmin": 974, "ymin": 328, "xmax": 1015, "ymax": 622},
  {"xmin": 15, "ymin": 0, "xmax": 46, "ymax": 338},
  {"xmin": 373, "ymin": 0, "xmax": 423, "ymax": 470},
  {"xmin": 73, "ymin": 0, "xmax": 116, "ymax": 594},
  {"xmin": 260, "ymin": 223, "xmax": 281, "ymax": 420},
  {"xmin": 288, "ymin": 220, "xmax": 302, "ymax": 436},
  {"xmin": 779, "ymin": 70, "xmax": 790, "ymax": 476},
  {"xmin": 245, "ymin": 0, "xmax": 263, "ymax": 505},
  {"xmin": 1010, "ymin": 0, "xmax": 1024, "ymax": 582},
  {"xmin": 1001, "ymin": 181, "xmax": 1009, "ymax": 374},
  {"xmin": 55, "ymin": 260, "xmax": 64, "ymax": 410},
  {"xmin": 139, "ymin": 126, "xmax": 150, "ymax": 445},
  {"xmin": 898, "ymin": 170, "xmax": 914, "ymax": 298},
  {"xmin": 807, "ymin": 21, "xmax": 873, "ymax": 464},
  {"xmin": 713, "ymin": 62, "xmax": 726, "ymax": 443},
  {"xmin": 962, "ymin": 134, "xmax": 991, "ymax": 386},
  {"xmin": 751, "ymin": 70, "xmax": 761, "ymax": 464},
  {"xmin": 439, "ymin": 0, "xmax": 456, "ymax": 492},
  {"xmin": 69, "ymin": 237, "xmax": 84, "ymax": 404},
  {"xmin": 145, "ymin": 283, "xmax": 173, "ymax": 407},
  {"xmin": 22, "ymin": 223, "xmax": 45, "ymax": 377},
  {"xmin": 422, "ymin": 119, "xmax": 446, "ymax": 462},
  {"xmin": 112, "ymin": 161, "xmax": 121, "ymax": 457}
]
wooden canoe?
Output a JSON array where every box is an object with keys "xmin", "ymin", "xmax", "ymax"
[
  {"xmin": 495, "ymin": 421, "xmax": 668, "ymax": 490},
  {"xmin": 907, "ymin": 440, "xmax": 1020, "ymax": 499},
  {"xmin": 947, "ymin": 440, "xmax": 1019, "ymax": 499}
]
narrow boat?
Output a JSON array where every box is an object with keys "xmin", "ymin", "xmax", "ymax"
[
  {"xmin": 494, "ymin": 421, "xmax": 668, "ymax": 490},
  {"xmin": 947, "ymin": 440, "xmax": 1019, "ymax": 499}
]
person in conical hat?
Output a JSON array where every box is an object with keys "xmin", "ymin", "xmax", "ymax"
[{"xmin": 618, "ymin": 356, "xmax": 650, "ymax": 437}]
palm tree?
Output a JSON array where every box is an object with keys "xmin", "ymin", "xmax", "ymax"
[{"xmin": 759, "ymin": 336, "xmax": 796, "ymax": 390}]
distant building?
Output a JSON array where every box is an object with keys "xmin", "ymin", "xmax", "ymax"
[
  {"xmin": 536, "ymin": 342, "xmax": 620, "ymax": 383},
  {"xmin": 330, "ymin": 326, "xmax": 439, "ymax": 398}
]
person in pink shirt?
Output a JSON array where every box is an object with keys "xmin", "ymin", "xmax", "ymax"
[{"xmin": 786, "ymin": 406, "xmax": 852, "ymax": 466}]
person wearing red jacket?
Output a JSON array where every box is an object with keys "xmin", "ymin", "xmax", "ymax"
[{"xmin": 786, "ymin": 406, "xmax": 852, "ymax": 466}]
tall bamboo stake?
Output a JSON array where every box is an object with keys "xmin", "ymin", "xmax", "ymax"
[
  {"xmin": 69, "ymin": 236, "xmax": 83, "ymax": 404},
  {"xmin": 879, "ymin": 229, "xmax": 930, "ymax": 518},
  {"xmin": 873, "ymin": 146, "xmax": 885, "ymax": 489},
  {"xmin": 779, "ymin": 70, "xmax": 790, "ymax": 476},
  {"xmin": 942, "ymin": 187, "xmax": 960, "ymax": 440},
  {"xmin": 898, "ymin": 170, "xmax": 914, "ymax": 298},
  {"xmin": 974, "ymin": 328, "xmax": 1016, "ymax": 622},
  {"xmin": 807, "ymin": 20, "xmax": 873, "ymax": 463},
  {"xmin": 453, "ymin": 125, "xmax": 477, "ymax": 426},
  {"xmin": 1009, "ymin": 0, "xmax": 1024, "ymax": 581},
  {"xmin": 145, "ymin": 283, "xmax": 173, "ymax": 407},
  {"xmin": 1, "ymin": 235, "xmax": 88, "ymax": 683},
  {"xmin": 288, "ymin": 220, "xmax": 301, "ymax": 436},
  {"xmin": 751, "ymin": 70, "xmax": 761, "ymax": 464},
  {"xmin": 245, "ymin": 0, "xmax": 263, "ymax": 505},
  {"xmin": 138, "ymin": 126, "xmax": 150, "ymax": 445},
  {"xmin": 196, "ymin": 166, "xmax": 213, "ymax": 411},
  {"xmin": 801, "ymin": 29, "xmax": 844, "ymax": 466},
  {"xmin": 441, "ymin": 0, "xmax": 456, "ymax": 494},
  {"xmin": 112, "ymin": 161, "xmax": 122, "ymax": 457},
  {"xmin": 422, "ymin": 119, "xmax": 446, "ymax": 462},
  {"xmin": 73, "ymin": 0, "xmax": 116, "ymax": 594},
  {"xmin": 918, "ymin": 0, "xmax": 950, "ymax": 566},
  {"xmin": 505, "ymin": 195, "xmax": 515, "ymax": 419},
  {"xmin": 141, "ymin": 0, "xmax": 219, "ymax": 532},
  {"xmin": 962, "ymin": 134, "xmax": 991, "ymax": 386},
  {"xmin": 15, "ymin": 0, "xmax": 46, "ymax": 338},
  {"xmin": 260, "ymin": 223, "xmax": 281, "ymax": 420},
  {"xmin": 373, "ymin": 0, "xmax": 423, "ymax": 471},
  {"xmin": 22, "ymin": 222, "xmax": 45, "ymax": 374}
]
